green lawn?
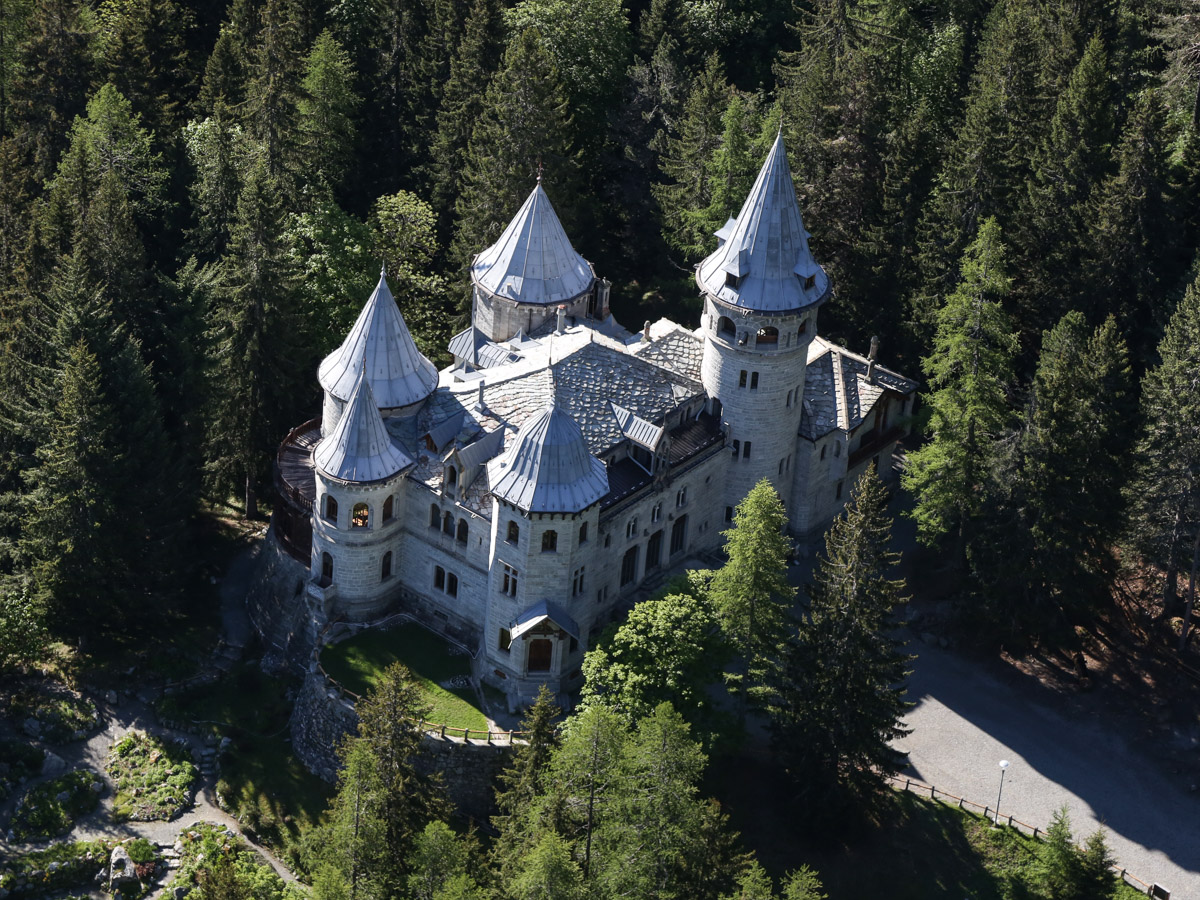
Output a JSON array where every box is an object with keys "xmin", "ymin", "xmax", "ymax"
[{"xmin": 320, "ymin": 624, "xmax": 488, "ymax": 735}]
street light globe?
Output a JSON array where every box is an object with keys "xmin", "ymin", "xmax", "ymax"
[{"xmin": 999, "ymin": 760, "xmax": 1010, "ymax": 770}]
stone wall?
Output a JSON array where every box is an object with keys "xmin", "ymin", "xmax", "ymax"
[
  {"xmin": 290, "ymin": 670, "xmax": 515, "ymax": 822},
  {"xmin": 247, "ymin": 528, "xmax": 323, "ymax": 674}
]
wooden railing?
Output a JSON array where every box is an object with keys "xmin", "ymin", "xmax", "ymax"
[{"xmin": 275, "ymin": 416, "xmax": 322, "ymax": 513}]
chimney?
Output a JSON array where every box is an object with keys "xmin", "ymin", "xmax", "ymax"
[
  {"xmin": 555, "ymin": 305, "xmax": 566, "ymax": 334},
  {"xmin": 474, "ymin": 378, "xmax": 486, "ymax": 412},
  {"xmin": 642, "ymin": 320, "xmax": 652, "ymax": 343},
  {"xmin": 867, "ymin": 335, "xmax": 880, "ymax": 383}
]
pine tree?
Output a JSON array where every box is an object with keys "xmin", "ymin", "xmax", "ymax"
[
  {"xmin": 317, "ymin": 738, "xmax": 388, "ymax": 900},
  {"xmin": 450, "ymin": 27, "xmax": 577, "ymax": 294},
  {"xmin": 184, "ymin": 103, "xmax": 253, "ymax": 260},
  {"xmin": 1125, "ymin": 272, "xmax": 1200, "ymax": 643},
  {"xmin": 0, "ymin": 583, "xmax": 48, "ymax": 673},
  {"xmin": 709, "ymin": 478, "xmax": 795, "ymax": 719},
  {"xmin": 769, "ymin": 466, "xmax": 912, "ymax": 812},
  {"xmin": 0, "ymin": 0, "xmax": 34, "ymax": 139},
  {"xmin": 197, "ymin": 26, "xmax": 248, "ymax": 115},
  {"xmin": 407, "ymin": 821, "xmax": 483, "ymax": 900},
  {"xmin": 903, "ymin": 217, "xmax": 1018, "ymax": 556},
  {"xmin": 296, "ymin": 30, "xmax": 360, "ymax": 193},
  {"xmin": 244, "ymin": 0, "xmax": 305, "ymax": 182},
  {"xmin": 1039, "ymin": 807, "xmax": 1083, "ymax": 900},
  {"xmin": 203, "ymin": 160, "xmax": 302, "ymax": 517}
]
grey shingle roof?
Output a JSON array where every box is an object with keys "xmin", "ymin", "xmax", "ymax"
[
  {"xmin": 610, "ymin": 402, "xmax": 664, "ymax": 450},
  {"xmin": 318, "ymin": 271, "xmax": 438, "ymax": 408},
  {"xmin": 487, "ymin": 400, "xmax": 610, "ymax": 513},
  {"xmin": 634, "ymin": 321, "xmax": 704, "ymax": 382},
  {"xmin": 696, "ymin": 133, "xmax": 830, "ymax": 313},
  {"xmin": 800, "ymin": 337, "xmax": 918, "ymax": 440},
  {"xmin": 471, "ymin": 183, "xmax": 595, "ymax": 306},
  {"xmin": 510, "ymin": 600, "xmax": 580, "ymax": 640},
  {"xmin": 314, "ymin": 366, "xmax": 414, "ymax": 482}
]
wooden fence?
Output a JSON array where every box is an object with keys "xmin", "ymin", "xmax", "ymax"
[{"xmin": 887, "ymin": 775, "xmax": 1168, "ymax": 897}]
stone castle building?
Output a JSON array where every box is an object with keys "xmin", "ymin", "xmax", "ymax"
[{"xmin": 270, "ymin": 134, "xmax": 917, "ymax": 706}]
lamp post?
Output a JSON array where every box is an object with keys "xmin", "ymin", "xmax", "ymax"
[{"xmin": 994, "ymin": 760, "xmax": 1010, "ymax": 826}]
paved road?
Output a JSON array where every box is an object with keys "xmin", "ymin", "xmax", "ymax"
[{"xmin": 895, "ymin": 640, "xmax": 1200, "ymax": 896}]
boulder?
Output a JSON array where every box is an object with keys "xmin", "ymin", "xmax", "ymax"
[
  {"xmin": 55, "ymin": 790, "xmax": 71, "ymax": 803},
  {"xmin": 22, "ymin": 718, "xmax": 40, "ymax": 738},
  {"xmin": 41, "ymin": 751, "xmax": 66, "ymax": 777},
  {"xmin": 109, "ymin": 845, "xmax": 139, "ymax": 887}
]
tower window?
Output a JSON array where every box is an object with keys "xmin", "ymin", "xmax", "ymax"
[
  {"xmin": 572, "ymin": 566, "xmax": 585, "ymax": 596},
  {"xmin": 542, "ymin": 530, "xmax": 558, "ymax": 552},
  {"xmin": 430, "ymin": 504, "xmax": 440, "ymax": 528},
  {"xmin": 620, "ymin": 546, "xmax": 639, "ymax": 586},
  {"xmin": 434, "ymin": 566, "xmax": 446, "ymax": 591},
  {"xmin": 739, "ymin": 370, "xmax": 747, "ymax": 388},
  {"xmin": 320, "ymin": 552, "xmax": 333, "ymax": 586},
  {"xmin": 756, "ymin": 327, "xmax": 778, "ymax": 346},
  {"xmin": 457, "ymin": 519, "xmax": 468, "ymax": 543},
  {"xmin": 499, "ymin": 628, "xmax": 512, "ymax": 652},
  {"xmin": 507, "ymin": 520, "xmax": 520, "ymax": 544},
  {"xmin": 651, "ymin": 503, "xmax": 662, "ymax": 524},
  {"xmin": 502, "ymin": 564, "xmax": 518, "ymax": 597},
  {"xmin": 443, "ymin": 512, "xmax": 454, "ymax": 535},
  {"xmin": 803, "ymin": 275, "xmax": 816, "ymax": 291},
  {"xmin": 725, "ymin": 506, "xmax": 734, "ymax": 522},
  {"xmin": 324, "ymin": 495, "xmax": 338, "ymax": 524},
  {"xmin": 743, "ymin": 441, "xmax": 752, "ymax": 459},
  {"xmin": 447, "ymin": 572, "xmax": 458, "ymax": 597},
  {"xmin": 626, "ymin": 517, "xmax": 638, "ymax": 539},
  {"xmin": 798, "ymin": 319, "xmax": 808, "ymax": 336},
  {"xmin": 750, "ymin": 372, "xmax": 759, "ymax": 390},
  {"xmin": 444, "ymin": 465, "xmax": 458, "ymax": 497},
  {"xmin": 676, "ymin": 486, "xmax": 687, "ymax": 507},
  {"xmin": 725, "ymin": 272, "xmax": 740, "ymax": 289},
  {"xmin": 579, "ymin": 522, "xmax": 589, "ymax": 544},
  {"xmin": 381, "ymin": 551, "xmax": 392, "ymax": 580},
  {"xmin": 352, "ymin": 503, "xmax": 369, "ymax": 529},
  {"xmin": 732, "ymin": 439, "xmax": 740, "ymax": 459},
  {"xmin": 786, "ymin": 389, "xmax": 793, "ymax": 407},
  {"xmin": 718, "ymin": 316, "xmax": 735, "ymax": 338},
  {"xmin": 382, "ymin": 495, "xmax": 394, "ymax": 522},
  {"xmin": 836, "ymin": 481, "xmax": 844, "ymax": 499}
]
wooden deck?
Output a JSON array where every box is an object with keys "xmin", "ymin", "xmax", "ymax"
[{"xmin": 276, "ymin": 417, "xmax": 321, "ymax": 512}]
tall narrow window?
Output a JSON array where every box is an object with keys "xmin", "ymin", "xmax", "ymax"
[
  {"xmin": 502, "ymin": 564, "xmax": 519, "ymax": 597},
  {"xmin": 434, "ymin": 566, "xmax": 445, "ymax": 590},
  {"xmin": 381, "ymin": 552, "xmax": 392, "ymax": 580},
  {"xmin": 457, "ymin": 519, "xmax": 468, "ymax": 544},
  {"xmin": 445, "ymin": 466, "xmax": 458, "ymax": 496},
  {"xmin": 725, "ymin": 506, "xmax": 734, "ymax": 522},
  {"xmin": 646, "ymin": 531, "xmax": 663, "ymax": 571},
  {"xmin": 820, "ymin": 445, "xmax": 826, "ymax": 460},
  {"xmin": 670, "ymin": 515, "xmax": 688, "ymax": 555},
  {"xmin": 506, "ymin": 521, "xmax": 520, "ymax": 544},
  {"xmin": 750, "ymin": 372, "xmax": 759, "ymax": 390},
  {"xmin": 651, "ymin": 503, "xmax": 662, "ymax": 524},
  {"xmin": 447, "ymin": 573, "xmax": 459, "ymax": 597},
  {"xmin": 620, "ymin": 546, "xmax": 639, "ymax": 586},
  {"xmin": 739, "ymin": 370, "xmax": 747, "ymax": 388},
  {"xmin": 743, "ymin": 441, "xmax": 752, "ymax": 459},
  {"xmin": 443, "ymin": 512, "xmax": 454, "ymax": 535},
  {"xmin": 382, "ymin": 495, "xmax": 394, "ymax": 522},
  {"xmin": 626, "ymin": 517, "xmax": 638, "ymax": 539},
  {"xmin": 430, "ymin": 504, "xmax": 440, "ymax": 528},
  {"xmin": 320, "ymin": 553, "xmax": 333, "ymax": 585},
  {"xmin": 542, "ymin": 530, "xmax": 558, "ymax": 552},
  {"xmin": 676, "ymin": 486, "xmax": 687, "ymax": 507},
  {"xmin": 324, "ymin": 495, "xmax": 338, "ymax": 523},
  {"xmin": 786, "ymin": 389, "xmax": 793, "ymax": 407},
  {"xmin": 579, "ymin": 522, "xmax": 589, "ymax": 544},
  {"xmin": 572, "ymin": 567, "xmax": 586, "ymax": 596},
  {"xmin": 498, "ymin": 628, "xmax": 512, "ymax": 652},
  {"xmin": 732, "ymin": 439, "xmax": 740, "ymax": 460},
  {"xmin": 836, "ymin": 481, "xmax": 844, "ymax": 499},
  {"xmin": 352, "ymin": 503, "xmax": 369, "ymax": 528}
]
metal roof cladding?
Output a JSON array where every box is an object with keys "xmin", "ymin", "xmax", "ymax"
[
  {"xmin": 318, "ymin": 268, "xmax": 438, "ymax": 409},
  {"xmin": 471, "ymin": 182, "xmax": 595, "ymax": 305},
  {"xmin": 696, "ymin": 131, "xmax": 830, "ymax": 313},
  {"xmin": 314, "ymin": 365, "xmax": 414, "ymax": 482},
  {"xmin": 487, "ymin": 397, "xmax": 610, "ymax": 514}
]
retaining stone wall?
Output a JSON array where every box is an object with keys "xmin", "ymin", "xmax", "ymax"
[
  {"xmin": 247, "ymin": 528, "xmax": 322, "ymax": 674},
  {"xmin": 290, "ymin": 671, "xmax": 514, "ymax": 822}
]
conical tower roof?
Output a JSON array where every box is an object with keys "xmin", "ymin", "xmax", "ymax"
[
  {"xmin": 488, "ymin": 399, "xmax": 609, "ymax": 513},
  {"xmin": 314, "ymin": 365, "xmax": 414, "ymax": 482},
  {"xmin": 471, "ymin": 183, "xmax": 595, "ymax": 306},
  {"xmin": 319, "ymin": 270, "xmax": 438, "ymax": 409},
  {"xmin": 696, "ymin": 132, "xmax": 829, "ymax": 313}
]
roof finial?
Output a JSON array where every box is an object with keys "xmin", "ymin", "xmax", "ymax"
[
  {"xmin": 536, "ymin": 158, "xmax": 543, "ymax": 185},
  {"xmin": 381, "ymin": 258, "xmax": 387, "ymax": 277}
]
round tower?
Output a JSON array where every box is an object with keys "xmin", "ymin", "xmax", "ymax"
[
  {"xmin": 697, "ymin": 132, "xmax": 831, "ymax": 515},
  {"xmin": 311, "ymin": 365, "xmax": 414, "ymax": 621},
  {"xmin": 483, "ymin": 398, "xmax": 609, "ymax": 705},
  {"xmin": 469, "ymin": 180, "xmax": 607, "ymax": 343},
  {"xmin": 318, "ymin": 268, "xmax": 438, "ymax": 436}
]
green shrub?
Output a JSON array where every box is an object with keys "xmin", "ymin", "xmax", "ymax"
[
  {"xmin": 168, "ymin": 823, "xmax": 303, "ymax": 900},
  {"xmin": 9, "ymin": 771, "xmax": 102, "ymax": 840},
  {"xmin": 106, "ymin": 732, "xmax": 197, "ymax": 822},
  {"xmin": 0, "ymin": 739, "xmax": 44, "ymax": 801},
  {"xmin": 10, "ymin": 691, "xmax": 99, "ymax": 743}
]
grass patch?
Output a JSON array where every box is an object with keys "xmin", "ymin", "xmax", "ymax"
[
  {"xmin": 9, "ymin": 770, "xmax": 103, "ymax": 841},
  {"xmin": 106, "ymin": 732, "xmax": 197, "ymax": 822},
  {"xmin": 9, "ymin": 690, "xmax": 99, "ymax": 744},
  {"xmin": 321, "ymin": 624, "xmax": 487, "ymax": 734},
  {"xmin": 0, "ymin": 739, "xmax": 44, "ymax": 801},
  {"xmin": 158, "ymin": 665, "xmax": 331, "ymax": 862}
]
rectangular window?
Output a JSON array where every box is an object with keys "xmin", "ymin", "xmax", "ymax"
[
  {"xmin": 732, "ymin": 439, "xmax": 740, "ymax": 460},
  {"xmin": 434, "ymin": 566, "xmax": 445, "ymax": 591},
  {"xmin": 676, "ymin": 486, "xmax": 687, "ymax": 507},
  {"xmin": 725, "ymin": 506, "xmax": 734, "ymax": 522},
  {"xmin": 572, "ymin": 566, "xmax": 586, "ymax": 597},
  {"xmin": 739, "ymin": 370, "xmax": 747, "ymax": 388},
  {"xmin": 786, "ymin": 389, "xmax": 793, "ymax": 407},
  {"xmin": 620, "ymin": 546, "xmax": 639, "ymax": 586},
  {"xmin": 778, "ymin": 458, "xmax": 784, "ymax": 475},
  {"xmin": 502, "ymin": 564, "xmax": 519, "ymax": 597},
  {"xmin": 670, "ymin": 515, "xmax": 688, "ymax": 556},
  {"xmin": 626, "ymin": 517, "xmax": 638, "ymax": 539},
  {"xmin": 447, "ymin": 572, "xmax": 458, "ymax": 597},
  {"xmin": 579, "ymin": 522, "xmax": 588, "ymax": 544},
  {"xmin": 750, "ymin": 372, "xmax": 759, "ymax": 390},
  {"xmin": 498, "ymin": 628, "xmax": 511, "ymax": 652},
  {"xmin": 836, "ymin": 481, "xmax": 844, "ymax": 500},
  {"xmin": 743, "ymin": 441, "xmax": 752, "ymax": 459},
  {"xmin": 646, "ymin": 530, "xmax": 663, "ymax": 571}
]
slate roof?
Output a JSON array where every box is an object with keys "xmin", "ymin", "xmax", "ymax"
[
  {"xmin": 487, "ymin": 400, "xmax": 610, "ymax": 513},
  {"xmin": 800, "ymin": 337, "xmax": 918, "ymax": 440},
  {"xmin": 632, "ymin": 319, "xmax": 704, "ymax": 382},
  {"xmin": 610, "ymin": 402, "xmax": 664, "ymax": 450},
  {"xmin": 448, "ymin": 327, "xmax": 523, "ymax": 369},
  {"xmin": 318, "ymin": 270, "xmax": 438, "ymax": 408},
  {"xmin": 696, "ymin": 132, "xmax": 830, "ymax": 313},
  {"xmin": 510, "ymin": 600, "xmax": 580, "ymax": 641},
  {"xmin": 471, "ymin": 183, "xmax": 595, "ymax": 306},
  {"xmin": 314, "ymin": 366, "xmax": 414, "ymax": 482}
]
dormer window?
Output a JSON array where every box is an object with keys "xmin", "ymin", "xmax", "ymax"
[
  {"xmin": 445, "ymin": 465, "xmax": 458, "ymax": 497},
  {"xmin": 802, "ymin": 274, "xmax": 816, "ymax": 291},
  {"xmin": 725, "ymin": 272, "xmax": 741, "ymax": 289}
]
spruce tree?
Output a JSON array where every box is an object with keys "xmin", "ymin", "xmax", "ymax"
[
  {"xmin": 244, "ymin": 0, "xmax": 305, "ymax": 182},
  {"xmin": 317, "ymin": 737, "xmax": 388, "ymax": 900},
  {"xmin": 709, "ymin": 478, "xmax": 795, "ymax": 719},
  {"xmin": 768, "ymin": 466, "xmax": 913, "ymax": 812},
  {"xmin": 197, "ymin": 26, "xmax": 248, "ymax": 115},
  {"xmin": 184, "ymin": 103, "xmax": 253, "ymax": 260},
  {"xmin": 903, "ymin": 217, "xmax": 1018, "ymax": 556},
  {"xmin": 1125, "ymin": 272, "xmax": 1200, "ymax": 642},
  {"xmin": 203, "ymin": 160, "xmax": 302, "ymax": 517}
]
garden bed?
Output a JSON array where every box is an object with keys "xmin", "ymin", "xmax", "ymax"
[
  {"xmin": 320, "ymin": 624, "xmax": 487, "ymax": 733},
  {"xmin": 0, "ymin": 739, "xmax": 45, "ymax": 801},
  {"xmin": 10, "ymin": 689, "xmax": 99, "ymax": 743},
  {"xmin": 8, "ymin": 770, "xmax": 104, "ymax": 841},
  {"xmin": 0, "ymin": 838, "xmax": 162, "ymax": 900},
  {"xmin": 106, "ymin": 732, "xmax": 197, "ymax": 822}
]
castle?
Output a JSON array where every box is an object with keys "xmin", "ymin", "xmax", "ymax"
[{"xmin": 271, "ymin": 134, "xmax": 916, "ymax": 706}]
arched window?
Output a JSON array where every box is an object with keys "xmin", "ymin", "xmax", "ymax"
[
  {"xmin": 434, "ymin": 565, "xmax": 445, "ymax": 590},
  {"xmin": 382, "ymin": 495, "xmax": 394, "ymax": 522},
  {"xmin": 445, "ymin": 465, "xmax": 458, "ymax": 496},
  {"xmin": 820, "ymin": 445, "xmax": 827, "ymax": 460},
  {"xmin": 321, "ymin": 552, "xmax": 333, "ymax": 585},
  {"xmin": 381, "ymin": 552, "xmax": 392, "ymax": 580},
  {"xmin": 352, "ymin": 503, "xmax": 369, "ymax": 528},
  {"xmin": 625, "ymin": 517, "xmax": 638, "ymax": 539},
  {"xmin": 324, "ymin": 495, "xmax": 338, "ymax": 523},
  {"xmin": 542, "ymin": 530, "xmax": 558, "ymax": 552},
  {"xmin": 457, "ymin": 519, "xmax": 468, "ymax": 543},
  {"xmin": 442, "ymin": 512, "xmax": 454, "ymax": 535},
  {"xmin": 756, "ymin": 326, "xmax": 779, "ymax": 346},
  {"xmin": 430, "ymin": 504, "xmax": 440, "ymax": 528},
  {"xmin": 507, "ymin": 521, "xmax": 520, "ymax": 544},
  {"xmin": 717, "ymin": 316, "xmax": 735, "ymax": 338},
  {"xmin": 447, "ymin": 573, "xmax": 459, "ymax": 597}
]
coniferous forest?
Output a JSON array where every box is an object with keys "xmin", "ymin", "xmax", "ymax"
[{"xmin": 0, "ymin": 0, "xmax": 1199, "ymax": 895}]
